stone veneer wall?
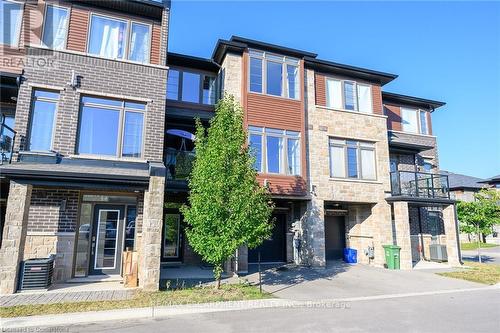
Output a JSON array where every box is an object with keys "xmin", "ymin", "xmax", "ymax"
[
  {"xmin": 303, "ymin": 68, "xmax": 393, "ymax": 267},
  {"xmin": 220, "ymin": 52, "xmax": 243, "ymax": 101}
]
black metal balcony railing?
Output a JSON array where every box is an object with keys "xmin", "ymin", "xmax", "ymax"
[
  {"xmin": 0, "ymin": 115, "xmax": 16, "ymax": 165},
  {"xmin": 390, "ymin": 171, "xmax": 450, "ymax": 199},
  {"xmin": 165, "ymin": 148, "xmax": 195, "ymax": 180}
]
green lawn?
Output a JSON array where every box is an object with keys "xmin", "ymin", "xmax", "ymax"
[
  {"xmin": 0, "ymin": 284, "xmax": 272, "ymax": 318},
  {"xmin": 438, "ymin": 262, "xmax": 500, "ymax": 285},
  {"xmin": 460, "ymin": 242, "xmax": 498, "ymax": 251}
]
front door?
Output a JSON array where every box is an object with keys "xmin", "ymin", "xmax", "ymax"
[
  {"xmin": 325, "ymin": 216, "xmax": 346, "ymax": 260},
  {"xmin": 249, "ymin": 213, "xmax": 287, "ymax": 263},
  {"xmin": 89, "ymin": 205, "xmax": 125, "ymax": 275},
  {"xmin": 162, "ymin": 211, "xmax": 183, "ymax": 262}
]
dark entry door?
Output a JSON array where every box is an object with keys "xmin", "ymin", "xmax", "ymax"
[
  {"xmin": 161, "ymin": 210, "xmax": 183, "ymax": 262},
  {"xmin": 89, "ymin": 204, "xmax": 125, "ymax": 275},
  {"xmin": 249, "ymin": 213, "xmax": 286, "ymax": 263},
  {"xmin": 325, "ymin": 216, "xmax": 346, "ymax": 260}
]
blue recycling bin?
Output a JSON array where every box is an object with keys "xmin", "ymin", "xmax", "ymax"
[{"xmin": 343, "ymin": 248, "xmax": 357, "ymax": 264}]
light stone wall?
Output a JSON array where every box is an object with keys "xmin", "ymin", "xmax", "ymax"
[
  {"xmin": 443, "ymin": 204, "xmax": 461, "ymax": 266},
  {"xmin": 303, "ymin": 68, "xmax": 393, "ymax": 267},
  {"xmin": 23, "ymin": 232, "xmax": 75, "ymax": 282},
  {"xmin": 139, "ymin": 175, "xmax": 165, "ymax": 291},
  {"xmin": 220, "ymin": 52, "xmax": 243, "ymax": 102},
  {"xmin": 393, "ymin": 201, "xmax": 413, "ymax": 269}
]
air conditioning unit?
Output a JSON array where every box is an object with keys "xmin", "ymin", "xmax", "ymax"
[
  {"xmin": 429, "ymin": 244, "xmax": 448, "ymax": 262},
  {"xmin": 18, "ymin": 255, "xmax": 55, "ymax": 291}
]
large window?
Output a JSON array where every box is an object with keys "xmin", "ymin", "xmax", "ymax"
[
  {"xmin": 167, "ymin": 69, "xmax": 218, "ymax": 105},
  {"xmin": 401, "ymin": 107, "xmax": 429, "ymax": 134},
  {"xmin": 78, "ymin": 96, "xmax": 145, "ymax": 158},
  {"xmin": 41, "ymin": 5, "xmax": 69, "ymax": 50},
  {"xmin": 248, "ymin": 126, "xmax": 301, "ymax": 175},
  {"xmin": 329, "ymin": 138, "xmax": 376, "ymax": 180},
  {"xmin": 29, "ymin": 90, "xmax": 59, "ymax": 152},
  {"xmin": 326, "ymin": 78, "xmax": 373, "ymax": 113},
  {"xmin": 0, "ymin": 0, "xmax": 23, "ymax": 46},
  {"xmin": 88, "ymin": 14, "xmax": 151, "ymax": 63},
  {"xmin": 249, "ymin": 49, "xmax": 300, "ymax": 99}
]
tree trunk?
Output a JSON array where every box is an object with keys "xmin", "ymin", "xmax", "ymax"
[{"xmin": 215, "ymin": 277, "xmax": 221, "ymax": 289}]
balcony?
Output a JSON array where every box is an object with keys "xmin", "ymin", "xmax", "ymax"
[
  {"xmin": 0, "ymin": 116, "xmax": 16, "ymax": 165},
  {"xmin": 165, "ymin": 148, "xmax": 195, "ymax": 181},
  {"xmin": 390, "ymin": 171, "xmax": 450, "ymax": 199}
]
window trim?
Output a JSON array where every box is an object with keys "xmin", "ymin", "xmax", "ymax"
[
  {"xmin": 325, "ymin": 77, "xmax": 373, "ymax": 113},
  {"xmin": 86, "ymin": 12, "xmax": 152, "ymax": 64},
  {"xmin": 329, "ymin": 138, "xmax": 377, "ymax": 181},
  {"xmin": 40, "ymin": 3, "xmax": 70, "ymax": 50},
  {"xmin": 28, "ymin": 89, "xmax": 60, "ymax": 152},
  {"xmin": 248, "ymin": 126, "xmax": 301, "ymax": 176},
  {"xmin": 248, "ymin": 49, "xmax": 300, "ymax": 100},
  {"xmin": 77, "ymin": 96, "xmax": 147, "ymax": 159},
  {"xmin": 1, "ymin": 0, "xmax": 24, "ymax": 47}
]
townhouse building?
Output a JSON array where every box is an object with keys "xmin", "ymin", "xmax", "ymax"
[{"xmin": 1, "ymin": 1, "xmax": 461, "ymax": 295}]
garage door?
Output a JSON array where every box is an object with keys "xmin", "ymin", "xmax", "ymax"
[{"xmin": 249, "ymin": 213, "xmax": 286, "ymax": 263}]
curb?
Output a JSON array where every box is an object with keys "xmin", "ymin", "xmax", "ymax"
[{"xmin": 2, "ymin": 285, "xmax": 499, "ymax": 329}]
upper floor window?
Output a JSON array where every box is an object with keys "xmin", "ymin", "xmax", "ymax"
[
  {"xmin": 167, "ymin": 69, "xmax": 218, "ymax": 105},
  {"xmin": 78, "ymin": 96, "xmax": 145, "ymax": 158},
  {"xmin": 329, "ymin": 138, "xmax": 376, "ymax": 180},
  {"xmin": 326, "ymin": 78, "xmax": 372, "ymax": 113},
  {"xmin": 29, "ymin": 90, "xmax": 59, "ymax": 152},
  {"xmin": 41, "ymin": 5, "xmax": 69, "ymax": 50},
  {"xmin": 249, "ymin": 50, "xmax": 300, "ymax": 100},
  {"xmin": 88, "ymin": 14, "xmax": 151, "ymax": 63},
  {"xmin": 401, "ymin": 107, "xmax": 429, "ymax": 134},
  {"xmin": 0, "ymin": 0, "xmax": 23, "ymax": 47},
  {"xmin": 248, "ymin": 126, "xmax": 301, "ymax": 176}
]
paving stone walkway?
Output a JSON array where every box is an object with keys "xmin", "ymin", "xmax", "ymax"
[{"xmin": 0, "ymin": 289, "xmax": 136, "ymax": 307}]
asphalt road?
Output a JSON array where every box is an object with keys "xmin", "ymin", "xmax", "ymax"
[
  {"xmin": 462, "ymin": 246, "xmax": 500, "ymax": 265},
  {"xmin": 57, "ymin": 289, "xmax": 500, "ymax": 333}
]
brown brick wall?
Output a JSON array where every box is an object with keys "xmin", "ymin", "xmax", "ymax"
[{"xmin": 27, "ymin": 188, "xmax": 80, "ymax": 233}]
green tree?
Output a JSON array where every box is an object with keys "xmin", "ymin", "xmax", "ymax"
[
  {"xmin": 457, "ymin": 188, "xmax": 500, "ymax": 261},
  {"xmin": 180, "ymin": 95, "xmax": 274, "ymax": 288}
]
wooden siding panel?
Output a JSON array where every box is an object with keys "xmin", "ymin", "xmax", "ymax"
[
  {"xmin": 257, "ymin": 175, "xmax": 307, "ymax": 196},
  {"xmin": 426, "ymin": 112, "xmax": 433, "ymax": 135},
  {"xmin": 67, "ymin": 7, "xmax": 89, "ymax": 53},
  {"xmin": 371, "ymin": 84, "xmax": 383, "ymax": 115},
  {"xmin": 384, "ymin": 104, "xmax": 402, "ymax": 131},
  {"xmin": 315, "ymin": 72, "xmax": 326, "ymax": 106},
  {"xmin": 150, "ymin": 23, "xmax": 161, "ymax": 65},
  {"xmin": 246, "ymin": 94, "xmax": 303, "ymax": 131}
]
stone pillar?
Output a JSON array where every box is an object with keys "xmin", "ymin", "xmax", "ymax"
[
  {"xmin": 304, "ymin": 197, "xmax": 326, "ymax": 267},
  {"xmin": 443, "ymin": 204, "xmax": 461, "ymax": 266},
  {"xmin": 286, "ymin": 232, "xmax": 294, "ymax": 263},
  {"xmin": 393, "ymin": 201, "xmax": 413, "ymax": 270},
  {"xmin": 0, "ymin": 182, "xmax": 33, "ymax": 294},
  {"xmin": 139, "ymin": 175, "xmax": 165, "ymax": 291},
  {"xmin": 235, "ymin": 245, "xmax": 248, "ymax": 274}
]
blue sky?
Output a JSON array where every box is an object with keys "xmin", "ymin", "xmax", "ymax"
[{"xmin": 168, "ymin": 1, "xmax": 500, "ymax": 179}]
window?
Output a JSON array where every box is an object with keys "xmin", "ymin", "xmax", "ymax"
[
  {"xmin": 128, "ymin": 22, "xmax": 150, "ymax": 63},
  {"xmin": 167, "ymin": 69, "xmax": 218, "ymax": 105},
  {"xmin": 78, "ymin": 96, "xmax": 145, "ymax": 158},
  {"xmin": 326, "ymin": 78, "xmax": 373, "ymax": 113},
  {"xmin": 29, "ymin": 90, "xmax": 59, "ymax": 152},
  {"xmin": 88, "ymin": 14, "xmax": 151, "ymax": 63},
  {"xmin": 248, "ymin": 126, "xmax": 301, "ymax": 175},
  {"xmin": 329, "ymin": 138, "xmax": 376, "ymax": 180},
  {"xmin": 249, "ymin": 49, "xmax": 300, "ymax": 99},
  {"xmin": 401, "ymin": 108, "xmax": 429, "ymax": 134},
  {"xmin": 0, "ymin": 0, "xmax": 22, "ymax": 46},
  {"xmin": 423, "ymin": 159, "xmax": 433, "ymax": 172},
  {"xmin": 42, "ymin": 5, "xmax": 69, "ymax": 50},
  {"xmin": 166, "ymin": 69, "xmax": 179, "ymax": 100}
]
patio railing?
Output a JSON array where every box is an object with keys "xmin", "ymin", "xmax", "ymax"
[
  {"xmin": 0, "ymin": 114, "xmax": 16, "ymax": 165},
  {"xmin": 390, "ymin": 171, "xmax": 450, "ymax": 199}
]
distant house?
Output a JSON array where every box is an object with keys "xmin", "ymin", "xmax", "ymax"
[
  {"xmin": 441, "ymin": 171, "xmax": 487, "ymax": 202},
  {"xmin": 479, "ymin": 175, "xmax": 500, "ymax": 189}
]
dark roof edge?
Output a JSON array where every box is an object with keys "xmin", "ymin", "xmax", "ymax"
[
  {"xmin": 167, "ymin": 52, "xmax": 219, "ymax": 72},
  {"xmin": 211, "ymin": 39, "xmax": 247, "ymax": 64},
  {"xmin": 304, "ymin": 57, "xmax": 398, "ymax": 86},
  {"xmin": 383, "ymin": 92, "xmax": 446, "ymax": 110},
  {"xmin": 230, "ymin": 36, "xmax": 318, "ymax": 58},
  {"xmin": 131, "ymin": 0, "xmax": 171, "ymax": 9}
]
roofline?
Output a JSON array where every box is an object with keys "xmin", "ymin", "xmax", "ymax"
[
  {"xmin": 304, "ymin": 57, "xmax": 398, "ymax": 86},
  {"xmin": 167, "ymin": 52, "xmax": 219, "ymax": 72},
  {"xmin": 211, "ymin": 39, "xmax": 247, "ymax": 65},
  {"xmin": 382, "ymin": 92, "xmax": 446, "ymax": 110},
  {"xmin": 230, "ymin": 36, "xmax": 318, "ymax": 58},
  {"xmin": 128, "ymin": 0, "xmax": 171, "ymax": 9}
]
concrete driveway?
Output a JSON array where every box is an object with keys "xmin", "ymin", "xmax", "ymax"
[
  {"xmin": 461, "ymin": 246, "xmax": 500, "ymax": 265},
  {"xmin": 243, "ymin": 261, "xmax": 485, "ymax": 301}
]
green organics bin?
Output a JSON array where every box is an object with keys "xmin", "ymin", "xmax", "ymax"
[{"xmin": 382, "ymin": 245, "xmax": 401, "ymax": 270}]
